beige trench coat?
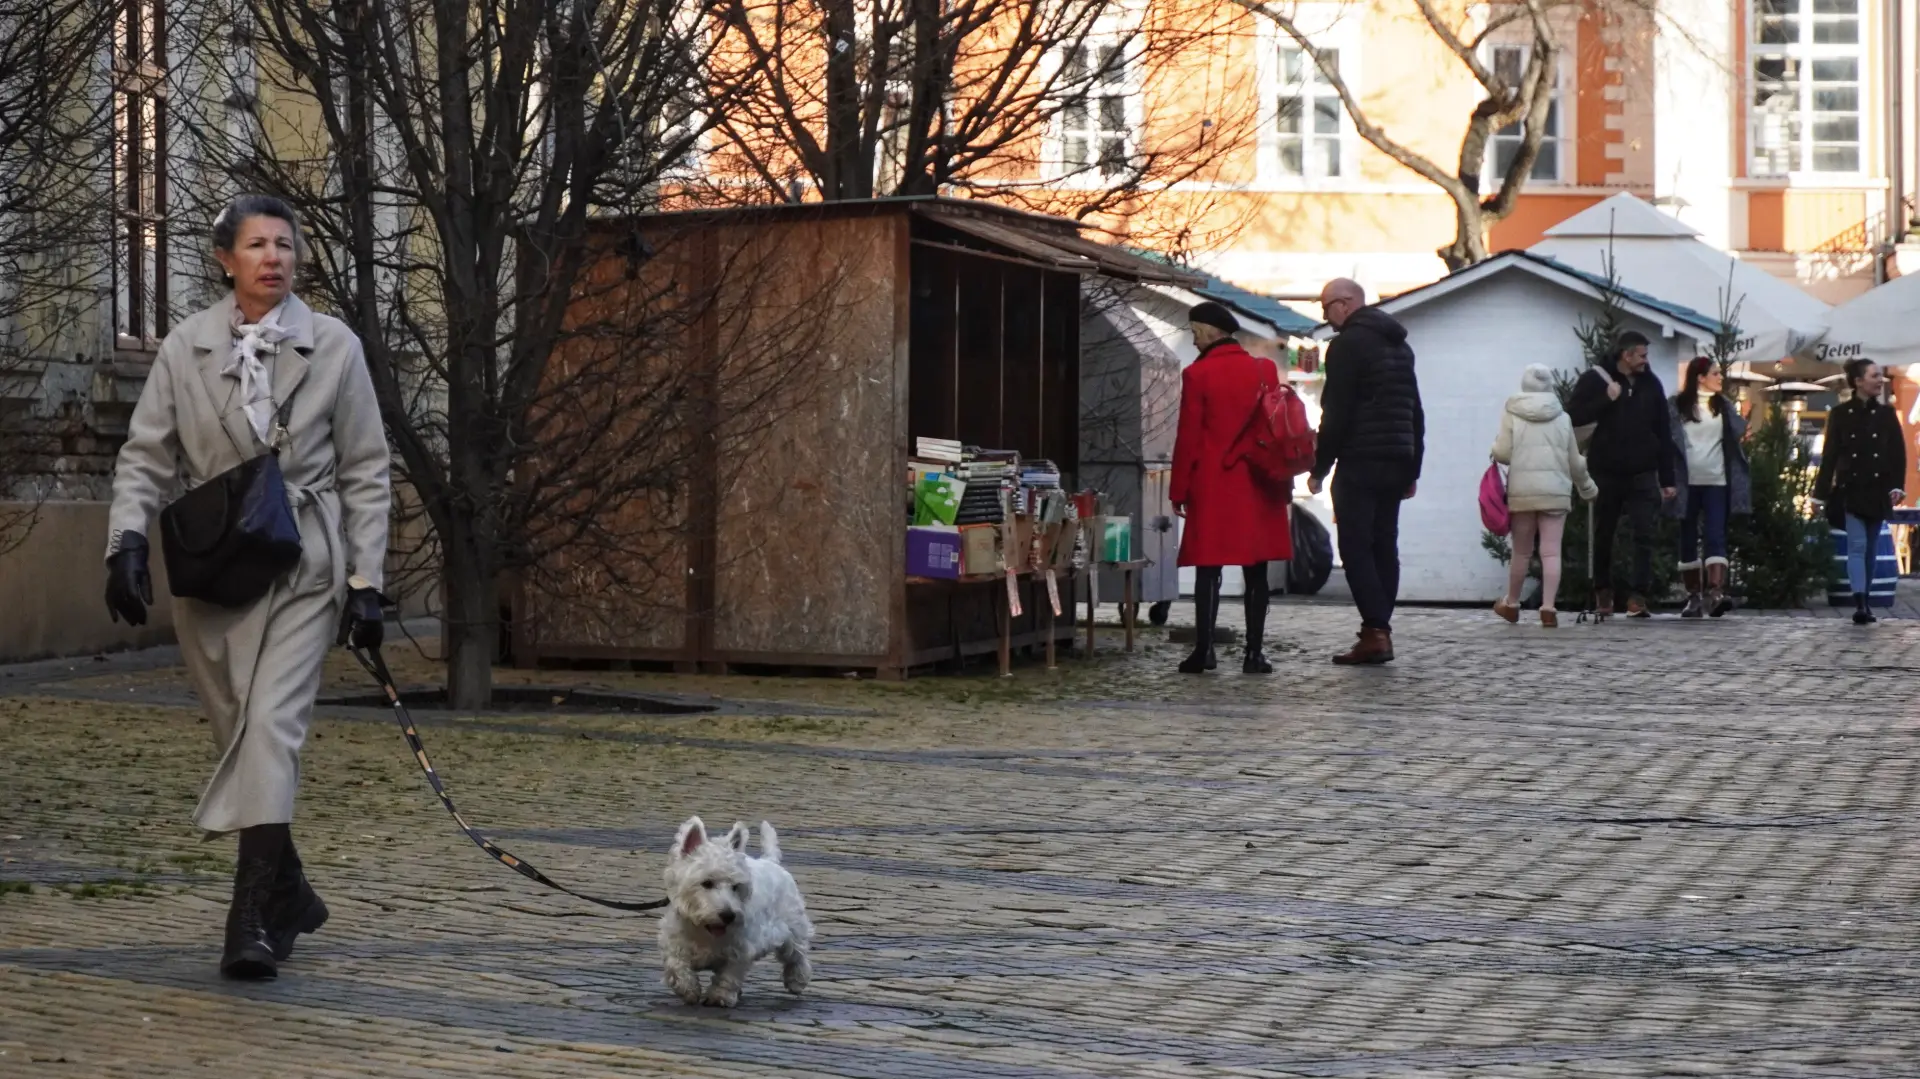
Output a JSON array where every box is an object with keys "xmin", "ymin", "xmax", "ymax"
[{"xmin": 108, "ymin": 294, "xmax": 390, "ymax": 835}]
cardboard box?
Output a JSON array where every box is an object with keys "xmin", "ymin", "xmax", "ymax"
[
  {"xmin": 1046, "ymin": 519, "xmax": 1077, "ymax": 570},
  {"xmin": 906, "ymin": 527, "xmax": 961, "ymax": 579},
  {"xmin": 959, "ymin": 524, "xmax": 1001, "ymax": 576},
  {"xmin": 1077, "ymin": 515, "xmax": 1131, "ymax": 564},
  {"xmin": 1005, "ymin": 515, "xmax": 1035, "ymax": 571}
]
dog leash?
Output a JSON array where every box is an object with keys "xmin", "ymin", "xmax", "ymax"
[{"xmin": 348, "ymin": 645, "xmax": 668, "ymax": 912}]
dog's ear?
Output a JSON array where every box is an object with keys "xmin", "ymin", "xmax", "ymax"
[
  {"xmin": 725, "ymin": 822, "xmax": 748, "ymax": 851},
  {"xmin": 673, "ymin": 816, "xmax": 708, "ymax": 859}
]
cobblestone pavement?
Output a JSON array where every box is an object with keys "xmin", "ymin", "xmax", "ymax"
[{"xmin": 3, "ymin": 602, "xmax": 1919, "ymax": 1077}]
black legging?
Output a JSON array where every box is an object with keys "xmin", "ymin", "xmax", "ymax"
[{"xmin": 1192, "ymin": 562, "xmax": 1271, "ymax": 652}]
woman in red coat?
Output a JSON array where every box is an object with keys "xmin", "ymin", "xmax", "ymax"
[{"xmin": 1171, "ymin": 302, "xmax": 1293, "ymax": 674}]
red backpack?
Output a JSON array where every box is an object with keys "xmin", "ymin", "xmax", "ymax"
[{"xmin": 1229, "ymin": 367, "xmax": 1317, "ymax": 491}]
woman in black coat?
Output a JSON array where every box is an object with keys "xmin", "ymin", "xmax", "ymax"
[{"xmin": 1814, "ymin": 359, "xmax": 1907, "ymax": 624}]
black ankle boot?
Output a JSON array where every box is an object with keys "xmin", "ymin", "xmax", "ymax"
[
  {"xmin": 1853, "ymin": 592, "xmax": 1876, "ymax": 625},
  {"xmin": 269, "ymin": 839, "xmax": 329, "ymax": 962},
  {"xmin": 222, "ymin": 825, "xmax": 286, "ymax": 980},
  {"xmin": 1243, "ymin": 571, "xmax": 1272, "ymax": 674}
]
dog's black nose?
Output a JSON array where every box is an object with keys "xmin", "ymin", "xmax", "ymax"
[{"xmin": 719, "ymin": 910, "xmax": 738, "ymax": 925}]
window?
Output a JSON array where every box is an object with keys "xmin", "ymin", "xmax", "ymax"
[
  {"xmin": 114, "ymin": 0, "xmax": 169, "ymax": 345},
  {"xmin": 1058, "ymin": 42, "xmax": 1130, "ymax": 179},
  {"xmin": 1275, "ymin": 45, "xmax": 1343, "ymax": 179},
  {"xmin": 1487, "ymin": 45, "xmax": 1562, "ymax": 183},
  {"xmin": 1749, "ymin": 0, "xmax": 1863, "ymax": 177}
]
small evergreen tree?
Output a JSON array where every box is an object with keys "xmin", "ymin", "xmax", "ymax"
[{"xmin": 1730, "ymin": 405, "xmax": 1830, "ymax": 607}]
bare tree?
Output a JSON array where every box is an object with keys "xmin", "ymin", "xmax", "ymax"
[
  {"xmin": 693, "ymin": 0, "xmax": 1257, "ymax": 244},
  {"xmin": 1229, "ymin": 0, "xmax": 1651, "ymax": 270},
  {"xmin": 168, "ymin": 0, "xmax": 848, "ymax": 707},
  {"xmin": 0, "ymin": 0, "xmax": 119, "ymax": 550}
]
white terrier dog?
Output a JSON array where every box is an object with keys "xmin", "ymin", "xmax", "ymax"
[{"xmin": 659, "ymin": 816, "xmax": 814, "ymax": 1007}]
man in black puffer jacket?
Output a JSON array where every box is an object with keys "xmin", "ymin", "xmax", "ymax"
[
  {"xmin": 1566, "ymin": 330, "xmax": 1677, "ymax": 618},
  {"xmin": 1308, "ymin": 278, "xmax": 1425, "ymax": 666}
]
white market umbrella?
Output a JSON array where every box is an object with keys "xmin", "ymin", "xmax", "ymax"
[
  {"xmin": 1813, "ymin": 271, "xmax": 1920, "ymax": 370},
  {"xmin": 1530, "ymin": 193, "xmax": 1830, "ymax": 365}
]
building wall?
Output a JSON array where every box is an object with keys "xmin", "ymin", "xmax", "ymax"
[{"xmin": 0, "ymin": 502, "xmax": 177, "ymax": 662}]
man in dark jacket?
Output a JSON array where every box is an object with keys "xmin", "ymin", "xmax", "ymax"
[
  {"xmin": 1566, "ymin": 330, "xmax": 1678, "ymax": 618},
  {"xmin": 1308, "ymin": 278, "xmax": 1424, "ymax": 665}
]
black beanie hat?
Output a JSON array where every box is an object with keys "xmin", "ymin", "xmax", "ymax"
[{"xmin": 1189, "ymin": 301, "xmax": 1240, "ymax": 334}]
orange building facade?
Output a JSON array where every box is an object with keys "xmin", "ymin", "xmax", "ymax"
[{"xmin": 1020, "ymin": 0, "xmax": 1920, "ymax": 306}]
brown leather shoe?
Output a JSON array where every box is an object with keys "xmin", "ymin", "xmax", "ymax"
[
  {"xmin": 1540, "ymin": 609, "xmax": 1558, "ymax": 628},
  {"xmin": 1333, "ymin": 627, "xmax": 1394, "ymax": 665},
  {"xmin": 1625, "ymin": 594, "xmax": 1650, "ymax": 618},
  {"xmin": 1492, "ymin": 599, "xmax": 1520, "ymax": 624}
]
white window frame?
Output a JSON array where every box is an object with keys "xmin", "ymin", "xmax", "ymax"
[
  {"xmin": 112, "ymin": 0, "xmax": 170, "ymax": 348},
  {"xmin": 1482, "ymin": 43, "xmax": 1567, "ymax": 188},
  {"xmin": 1256, "ymin": 16, "xmax": 1361, "ymax": 189},
  {"xmin": 1047, "ymin": 33, "xmax": 1142, "ymax": 186},
  {"xmin": 1747, "ymin": 0, "xmax": 1868, "ymax": 180}
]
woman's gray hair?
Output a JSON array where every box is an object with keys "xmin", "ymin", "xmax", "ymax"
[{"xmin": 212, "ymin": 195, "xmax": 305, "ymax": 255}]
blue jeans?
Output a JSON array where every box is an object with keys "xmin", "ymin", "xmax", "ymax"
[
  {"xmin": 1679, "ymin": 485, "xmax": 1729, "ymax": 568},
  {"xmin": 1845, "ymin": 514, "xmax": 1877, "ymax": 595}
]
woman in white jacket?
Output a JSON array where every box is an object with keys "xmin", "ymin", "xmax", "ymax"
[{"xmin": 1491, "ymin": 365, "xmax": 1599, "ymax": 627}]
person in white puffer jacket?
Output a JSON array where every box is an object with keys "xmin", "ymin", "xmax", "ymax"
[{"xmin": 1490, "ymin": 364, "xmax": 1599, "ymax": 627}]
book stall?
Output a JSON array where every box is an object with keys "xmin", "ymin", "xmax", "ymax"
[
  {"xmin": 511, "ymin": 197, "xmax": 1197, "ymax": 678},
  {"xmin": 907, "ymin": 438, "xmax": 1145, "ymax": 674}
]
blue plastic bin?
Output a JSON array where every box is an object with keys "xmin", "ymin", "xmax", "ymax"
[{"xmin": 1828, "ymin": 522, "xmax": 1898, "ymax": 608}]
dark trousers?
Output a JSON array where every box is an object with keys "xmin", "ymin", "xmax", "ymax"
[
  {"xmin": 1331, "ymin": 472, "xmax": 1407, "ymax": 631},
  {"xmin": 1593, "ymin": 471, "xmax": 1659, "ymax": 595}
]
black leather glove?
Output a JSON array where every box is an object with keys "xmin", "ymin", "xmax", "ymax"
[
  {"xmin": 338, "ymin": 577, "xmax": 389, "ymax": 650},
  {"xmin": 105, "ymin": 533, "xmax": 154, "ymax": 627}
]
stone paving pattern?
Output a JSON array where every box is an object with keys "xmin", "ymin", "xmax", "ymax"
[{"xmin": 2, "ymin": 601, "xmax": 1918, "ymax": 1077}]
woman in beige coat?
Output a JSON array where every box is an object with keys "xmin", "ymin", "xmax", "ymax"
[
  {"xmin": 103, "ymin": 195, "xmax": 391, "ymax": 980},
  {"xmin": 1490, "ymin": 364, "xmax": 1598, "ymax": 627}
]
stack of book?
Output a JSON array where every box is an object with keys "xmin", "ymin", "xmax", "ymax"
[
  {"xmin": 955, "ymin": 478, "xmax": 1008, "ymax": 525},
  {"xmin": 915, "ymin": 437, "xmax": 964, "ymax": 465},
  {"xmin": 1019, "ymin": 459, "xmax": 1061, "ymax": 489}
]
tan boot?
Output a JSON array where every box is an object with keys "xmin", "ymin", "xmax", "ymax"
[
  {"xmin": 1333, "ymin": 627, "xmax": 1394, "ymax": 665},
  {"xmin": 1707, "ymin": 563, "xmax": 1734, "ymax": 617}
]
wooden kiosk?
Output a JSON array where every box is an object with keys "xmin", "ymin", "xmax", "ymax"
[{"xmin": 509, "ymin": 198, "xmax": 1196, "ymax": 678}]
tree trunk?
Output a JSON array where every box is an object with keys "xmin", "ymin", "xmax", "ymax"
[
  {"xmin": 442, "ymin": 543, "xmax": 498, "ymax": 712},
  {"xmin": 1438, "ymin": 198, "xmax": 1490, "ymax": 271}
]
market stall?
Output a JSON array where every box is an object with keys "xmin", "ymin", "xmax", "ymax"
[
  {"xmin": 510, "ymin": 197, "xmax": 1192, "ymax": 677},
  {"xmin": 1530, "ymin": 193, "xmax": 1832, "ymax": 378}
]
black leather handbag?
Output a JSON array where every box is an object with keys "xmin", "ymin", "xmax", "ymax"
[{"xmin": 161, "ymin": 400, "xmax": 304, "ymax": 608}]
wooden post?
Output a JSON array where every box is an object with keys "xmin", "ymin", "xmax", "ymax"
[
  {"xmin": 1043, "ymin": 574, "xmax": 1057, "ymax": 670},
  {"xmin": 1084, "ymin": 572, "xmax": 1096, "ymax": 658},
  {"xmin": 1006, "ymin": 572, "xmax": 1021, "ymax": 671}
]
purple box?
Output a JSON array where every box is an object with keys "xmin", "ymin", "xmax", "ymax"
[{"xmin": 906, "ymin": 527, "xmax": 962, "ymax": 579}]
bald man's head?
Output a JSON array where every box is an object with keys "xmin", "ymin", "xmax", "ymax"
[{"xmin": 1318, "ymin": 278, "xmax": 1366, "ymax": 329}]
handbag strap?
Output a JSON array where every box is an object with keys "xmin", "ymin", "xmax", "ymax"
[
  {"xmin": 267, "ymin": 362, "xmax": 301, "ymax": 454},
  {"xmin": 1231, "ymin": 365, "xmax": 1281, "ymax": 453}
]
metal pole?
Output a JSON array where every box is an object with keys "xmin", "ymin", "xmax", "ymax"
[{"xmin": 1885, "ymin": 0, "xmax": 1904, "ymax": 282}]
